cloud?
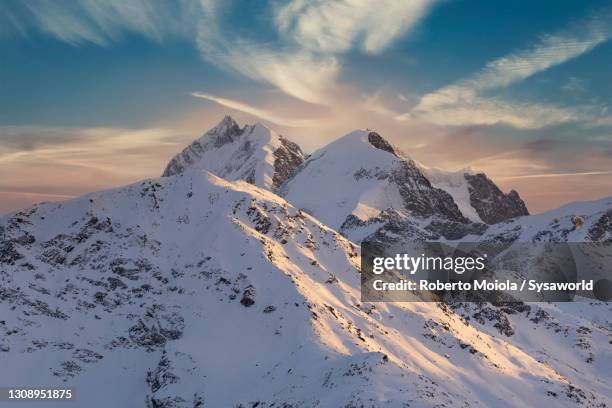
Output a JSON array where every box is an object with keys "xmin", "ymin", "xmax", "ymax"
[
  {"xmin": 398, "ymin": 96, "xmax": 588, "ymax": 129},
  {"xmin": 0, "ymin": 123, "xmax": 194, "ymax": 212},
  {"xmin": 191, "ymin": 92, "xmax": 319, "ymax": 127},
  {"xmin": 274, "ymin": 0, "xmax": 438, "ymax": 54},
  {"xmin": 192, "ymin": 1, "xmax": 341, "ymax": 104},
  {"xmin": 401, "ymin": 9, "xmax": 612, "ymax": 128},
  {"xmin": 498, "ymin": 170, "xmax": 612, "ymax": 180},
  {"xmin": 197, "ymin": 41, "xmax": 340, "ymax": 104},
  {"xmin": 1, "ymin": 0, "xmax": 189, "ymax": 46},
  {"xmin": 2, "ymin": 1, "xmax": 437, "ymax": 104},
  {"xmin": 0, "ymin": 125, "xmax": 183, "ymax": 176},
  {"xmin": 0, "ymin": 125, "xmax": 91, "ymax": 152}
]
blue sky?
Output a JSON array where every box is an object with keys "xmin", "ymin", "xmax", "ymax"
[{"xmin": 1, "ymin": 0, "xmax": 611, "ymax": 214}]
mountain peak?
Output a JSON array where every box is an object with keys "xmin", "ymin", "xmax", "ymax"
[
  {"xmin": 281, "ymin": 128, "xmax": 471, "ymax": 238},
  {"xmin": 215, "ymin": 114, "xmax": 239, "ymax": 130},
  {"xmin": 162, "ymin": 115, "xmax": 305, "ymax": 191},
  {"xmin": 207, "ymin": 115, "xmax": 242, "ymax": 147}
]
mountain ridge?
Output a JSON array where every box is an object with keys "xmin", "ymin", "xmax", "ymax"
[
  {"xmin": 1, "ymin": 116, "xmax": 611, "ymax": 407},
  {"xmin": 2, "ymin": 170, "xmax": 610, "ymax": 407}
]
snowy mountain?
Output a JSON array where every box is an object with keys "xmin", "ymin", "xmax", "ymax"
[
  {"xmin": 422, "ymin": 166, "xmax": 529, "ymax": 224},
  {"xmin": 163, "ymin": 118, "xmax": 524, "ymax": 234},
  {"xmin": 280, "ymin": 129, "xmax": 487, "ymax": 242},
  {"xmin": 162, "ymin": 116, "xmax": 305, "ymax": 192},
  {"xmin": 1, "ymin": 117, "xmax": 611, "ymax": 407},
  {"xmin": 2, "ymin": 170, "xmax": 610, "ymax": 407}
]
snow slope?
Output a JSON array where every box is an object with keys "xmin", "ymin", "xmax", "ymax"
[{"xmin": 2, "ymin": 169, "xmax": 610, "ymax": 407}]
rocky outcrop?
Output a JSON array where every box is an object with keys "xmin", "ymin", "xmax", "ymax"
[
  {"xmin": 367, "ymin": 131, "xmax": 397, "ymax": 156},
  {"xmin": 588, "ymin": 209, "xmax": 612, "ymax": 242},
  {"xmin": 465, "ymin": 173, "xmax": 529, "ymax": 224},
  {"xmin": 390, "ymin": 161, "xmax": 467, "ymax": 223},
  {"xmin": 272, "ymin": 136, "xmax": 306, "ymax": 190}
]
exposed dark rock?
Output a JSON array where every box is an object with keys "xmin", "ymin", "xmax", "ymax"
[
  {"xmin": 124, "ymin": 307, "xmax": 185, "ymax": 351},
  {"xmin": 464, "ymin": 173, "xmax": 529, "ymax": 224},
  {"xmin": 424, "ymin": 219, "xmax": 488, "ymax": 240},
  {"xmin": 146, "ymin": 350, "xmax": 205, "ymax": 408},
  {"xmin": 240, "ymin": 285, "xmax": 256, "ymax": 307},
  {"xmin": 147, "ymin": 350, "xmax": 179, "ymax": 394},
  {"xmin": 367, "ymin": 131, "xmax": 397, "ymax": 156},
  {"xmin": 390, "ymin": 161, "xmax": 468, "ymax": 222},
  {"xmin": 263, "ymin": 305, "xmax": 276, "ymax": 313},
  {"xmin": 162, "ymin": 116, "xmax": 306, "ymax": 194},
  {"xmin": 272, "ymin": 136, "xmax": 305, "ymax": 191},
  {"xmin": 588, "ymin": 209, "xmax": 612, "ymax": 241},
  {"xmin": 0, "ymin": 240, "xmax": 23, "ymax": 265},
  {"xmin": 246, "ymin": 205, "xmax": 271, "ymax": 234},
  {"xmin": 54, "ymin": 360, "xmax": 82, "ymax": 378}
]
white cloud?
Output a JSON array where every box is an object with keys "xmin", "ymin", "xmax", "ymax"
[
  {"xmin": 398, "ymin": 96, "xmax": 587, "ymax": 129},
  {"xmin": 192, "ymin": 92, "xmax": 318, "ymax": 127},
  {"xmin": 200, "ymin": 43, "xmax": 340, "ymax": 104},
  {"xmin": 2, "ymin": 0, "xmax": 188, "ymax": 46},
  {"xmin": 404, "ymin": 10, "xmax": 612, "ymax": 128},
  {"xmin": 245, "ymin": 0, "xmax": 439, "ymax": 102},
  {"xmin": 275, "ymin": 0, "xmax": 438, "ymax": 54},
  {"xmin": 2, "ymin": 0, "xmax": 437, "ymax": 104}
]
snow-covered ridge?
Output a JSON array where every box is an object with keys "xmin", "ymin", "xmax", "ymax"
[
  {"xmin": 163, "ymin": 118, "xmax": 526, "ymax": 230},
  {"xmin": 1, "ymin": 116, "xmax": 611, "ymax": 406},
  {"xmin": 162, "ymin": 116, "xmax": 305, "ymax": 191},
  {"xmin": 280, "ymin": 129, "xmax": 485, "ymax": 242},
  {"xmin": 1, "ymin": 170, "xmax": 610, "ymax": 406}
]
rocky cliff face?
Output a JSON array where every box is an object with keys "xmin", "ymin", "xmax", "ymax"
[
  {"xmin": 464, "ymin": 173, "xmax": 529, "ymax": 224},
  {"xmin": 421, "ymin": 166, "xmax": 529, "ymax": 225},
  {"xmin": 272, "ymin": 136, "xmax": 307, "ymax": 190}
]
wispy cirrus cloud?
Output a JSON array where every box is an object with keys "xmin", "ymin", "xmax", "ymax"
[
  {"xmin": 195, "ymin": 0, "xmax": 439, "ymax": 104},
  {"xmin": 499, "ymin": 170, "xmax": 612, "ymax": 180},
  {"xmin": 0, "ymin": 124, "xmax": 189, "ymax": 213},
  {"xmin": 402, "ymin": 96, "xmax": 590, "ymax": 129},
  {"xmin": 191, "ymin": 92, "xmax": 319, "ymax": 127},
  {"xmin": 398, "ymin": 8, "xmax": 612, "ymax": 128},
  {"xmin": 0, "ymin": 0, "xmax": 190, "ymax": 46},
  {"xmin": 195, "ymin": 34, "xmax": 340, "ymax": 104},
  {"xmin": 274, "ymin": 0, "xmax": 438, "ymax": 54},
  {"xmin": 1, "ymin": 1, "xmax": 438, "ymax": 104}
]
